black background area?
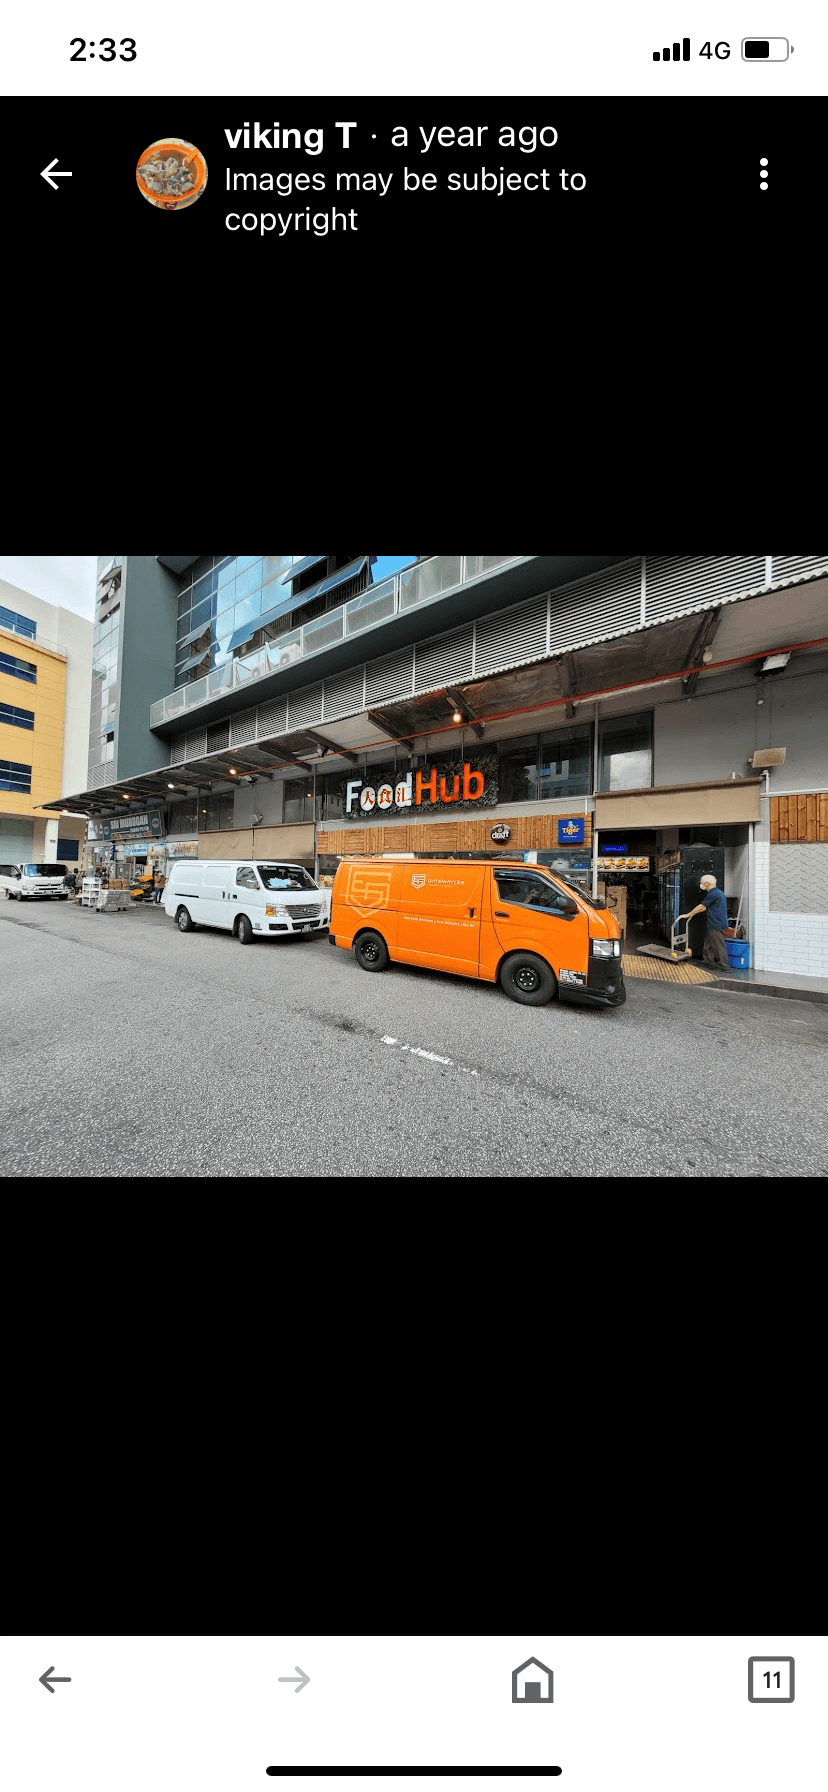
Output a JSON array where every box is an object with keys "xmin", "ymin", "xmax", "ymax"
[
  {"xmin": 23, "ymin": 96, "xmax": 804, "ymax": 272},
  {"xmin": 11, "ymin": 94, "xmax": 819, "ymax": 517}
]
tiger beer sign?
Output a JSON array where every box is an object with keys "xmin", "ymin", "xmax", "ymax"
[{"xmin": 345, "ymin": 763, "xmax": 485, "ymax": 817}]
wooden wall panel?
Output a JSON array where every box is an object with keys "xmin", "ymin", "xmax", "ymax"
[
  {"xmin": 320, "ymin": 811, "xmax": 593, "ymax": 856},
  {"xmin": 769, "ymin": 794, "xmax": 824, "ymax": 843}
]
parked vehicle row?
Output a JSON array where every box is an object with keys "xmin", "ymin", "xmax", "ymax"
[{"xmin": 142, "ymin": 853, "xmax": 625, "ymax": 1016}]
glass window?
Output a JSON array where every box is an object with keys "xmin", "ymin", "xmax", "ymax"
[
  {"xmin": 216, "ymin": 581, "xmax": 236, "ymax": 622},
  {"xmin": 262, "ymin": 554, "xmax": 292, "ymax": 587},
  {"xmin": 284, "ymin": 778, "xmax": 312, "ymax": 823},
  {"xmin": 497, "ymin": 736, "xmax": 538, "ymax": 803},
  {"xmin": 235, "ymin": 555, "xmax": 262, "ymax": 575},
  {"xmin": 177, "ymin": 589, "xmax": 191, "ymax": 619},
  {"xmin": 191, "ymin": 574, "xmax": 213, "ymax": 611},
  {"xmin": 168, "ymin": 798, "xmax": 197, "ymax": 833},
  {"xmin": 22, "ymin": 864, "xmax": 67, "ymax": 877},
  {"xmin": 0, "ymin": 703, "xmax": 34, "ymax": 730},
  {"xmin": 200, "ymin": 793, "xmax": 235, "ymax": 831},
  {"xmin": 538, "ymin": 725, "xmax": 593, "ymax": 799},
  {"xmin": 0, "ymin": 759, "xmax": 32, "ymax": 792},
  {"xmin": 257, "ymin": 864, "xmax": 317, "ymax": 891},
  {"xmin": 217, "ymin": 557, "xmax": 237, "ymax": 588},
  {"xmin": 0, "ymin": 604, "xmax": 36, "ymax": 638},
  {"xmin": 322, "ymin": 773, "xmax": 343, "ymax": 820},
  {"xmin": 598, "ymin": 711, "xmax": 653, "ymax": 792},
  {"xmin": 235, "ymin": 865, "xmax": 259, "ymax": 889},
  {"xmin": 0, "ymin": 652, "xmax": 36, "ymax": 684},
  {"xmin": 494, "ymin": 869, "xmax": 573, "ymax": 911}
]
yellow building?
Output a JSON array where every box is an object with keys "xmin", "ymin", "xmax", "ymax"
[{"xmin": 0, "ymin": 584, "xmax": 93, "ymax": 866}]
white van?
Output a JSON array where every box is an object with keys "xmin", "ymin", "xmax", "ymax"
[
  {"xmin": 164, "ymin": 859, "xmax": 330, "ymax": 944},
  {"xmin": 0, "ymin": 862, "xmax": 69, "ymax": 900}
]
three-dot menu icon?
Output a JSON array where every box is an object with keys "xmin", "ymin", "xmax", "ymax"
[{"xmin": 760, "ymin": 157, "xmax": 769, "ymax": 190}]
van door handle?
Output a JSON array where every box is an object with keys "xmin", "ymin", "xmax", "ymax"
[
  {"xmin": 232, "ymin": 893, "xmax": 237, "ymax": 899},
  {"xmin": 469, "ymin": 907, "xmax": 475, "ymax": 917},
  {"xmin": 495, "ymin": 910, "xmax": 509, "ymax": 917}
]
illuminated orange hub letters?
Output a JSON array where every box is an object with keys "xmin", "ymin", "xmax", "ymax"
[{"xmin": 414, "ymin": 763, "xmax": 483, "ymax": 805}]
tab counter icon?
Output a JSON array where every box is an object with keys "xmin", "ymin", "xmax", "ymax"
[{"xmin": 512, "ymin": 1656, "xmax": 554, "ymax": 1702}]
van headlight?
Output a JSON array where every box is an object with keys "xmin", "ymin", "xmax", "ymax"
[
  {"xmin": 591, "ymin": 938, "xmax": 618, "ymax": 957},
  {"xmin": 266, "ymin": 905, "xmax": 288, "ymax": 916}
]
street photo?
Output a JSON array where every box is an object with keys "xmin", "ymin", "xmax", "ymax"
[{"xmin": 2, "ymin": 553, "xmax": 826, "ymax": 1178}]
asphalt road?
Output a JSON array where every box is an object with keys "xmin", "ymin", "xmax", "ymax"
[{"xmin": 2, "ymin": 897, "xmax": 826, "ymax": 1177}]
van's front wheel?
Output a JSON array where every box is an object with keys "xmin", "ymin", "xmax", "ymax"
[
  {"xmin": 236, "ymin": 915, "xmax": 254, "ymax": 945},
  {"xmin": 354, "ymin": 930, "xmax": 389, "ymax": 972},
  {"xmin": 176, "ymin": 906, "xmax": 195, "ymax": 933},
  {"xmin": 500, "ymin": 952, "xmax": 556, "ymax": 1006}
]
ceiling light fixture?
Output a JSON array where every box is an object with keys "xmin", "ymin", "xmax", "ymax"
[
  {"xmin": 168, "ymin": 783, "xmax": 175, "ymax": 788},
  {"xmin": 453, "ymin": 709, "xmax": 463, "ymax": 723}
]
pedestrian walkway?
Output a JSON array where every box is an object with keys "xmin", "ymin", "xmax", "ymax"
[
  {"xmin": 622, "ymin": 954, "xmax": 715, "ymax": 984},
  {"xmin": 706, "ymin": 965, "xmax": 828, "ymax": 1006}
]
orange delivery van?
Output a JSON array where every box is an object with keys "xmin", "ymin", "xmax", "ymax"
[{"xmin": 329, "ymin": 856, "xmax": 625, "ymax": 1008}]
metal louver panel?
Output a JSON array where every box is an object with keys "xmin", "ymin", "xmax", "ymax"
[
  {"xmin": 92, "ymin": 764, "xmax": 106, "ymax": 787},
  {"xmin": 170, "ymin": 736, "xmax": 188, "ymax": 764},
  {"xmin": 286, "ymin": 682, "xmax": 323, "ymax": 728},
  {"xmin": 770, "ymin": 555, "xmax": 828, "ymax": 584},
  {"xmin": 645, "ymin": 556, "xmax": 765, "ymax": 622},
  {"xmin": 103, "ymin": 764, "xmax": 115, "ymax": 784},
  {"xmin": 474, "ymin": 595, "xmax": 548, "ymax": 675},
  {"xmin": 414, "ymin": 625, "xmax": 474, "ymax": 692},
  {"xmin": 230, "ymin": 707, "xmax": 258, "ymax": 747},
  {"xmin": 365, "ymin": 649, "xmax": 414, "ymax": 705},
  {"xmin": 548, "ymin": 558, "xmax": 641, "ymax": 652},
  {"xmin": 185, "ymin": 728, "xmax": 207, "ymax": 759},
  {"xmin": 322, "ymin": 667, "xmax": 365, "ymax": 720},
  {"xmin": 206, "ymin": 720, "xmax": 230, "ymax": 753},
  {"xmin": 257, "ymin": 696, "xmax": 288, "ymax": 739}
]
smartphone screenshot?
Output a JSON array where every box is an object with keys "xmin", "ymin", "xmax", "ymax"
[{"xmin": 1, "ymin": 1635, "xmax": 821, "ymax": 1791}]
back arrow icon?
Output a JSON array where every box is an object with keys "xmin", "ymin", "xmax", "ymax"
[
  {"xmin": 277, "ymin": 1666, "xmax": 310, "ymax": 1692},
  {"xmin": 41, "ymin": 158, "xmax": 72, "ymax": 189},
  {"xmin": 39, "ymin": 1667, "xmax": 71, "ymax": 1693}
]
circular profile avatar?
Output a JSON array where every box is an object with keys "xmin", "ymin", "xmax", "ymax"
[{"xmin": 136, "ymin": 138, "xmax": 207, "ymax": 210}]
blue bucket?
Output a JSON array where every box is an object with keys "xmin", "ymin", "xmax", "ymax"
[{"xmin": 725, "ymin": 939, "xmax": 750, "ymax": 969}]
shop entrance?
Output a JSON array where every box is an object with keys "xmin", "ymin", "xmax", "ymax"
[{"xmin": 595, "ymin": 825, "xmax": 749, "ymax": 956}]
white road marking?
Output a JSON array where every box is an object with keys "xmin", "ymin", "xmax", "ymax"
[{"xmin": 381, "ymin": 1035, "xmax": 478, "ymax": 1075}]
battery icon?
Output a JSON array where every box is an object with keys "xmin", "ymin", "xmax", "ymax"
[{"xmin": 741, "ymin": 37, "xmax": 790, "ymax": 58}]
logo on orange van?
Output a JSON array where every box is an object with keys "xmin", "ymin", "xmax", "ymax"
[{"xmin": 345, "ymin": 763, "xmax": 487, "ymax": 816}]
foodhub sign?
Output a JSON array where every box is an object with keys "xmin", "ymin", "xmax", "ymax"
[{"xmin": 345, "ymin": 762, "xmax": 486, "ymax": 816}]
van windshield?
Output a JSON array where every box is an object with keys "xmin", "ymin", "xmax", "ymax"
[
  {"xmin": 23, "ymin": 864, "xmax": 67, "ymax": 877},
  {"xmin": 256, "ymin": 864, "xmax": 317, "ymax": 891}
]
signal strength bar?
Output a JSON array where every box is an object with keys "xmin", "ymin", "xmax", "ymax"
[{"xmin": 653, "ymin": 37, "xmax": 690, "ymax": 59}]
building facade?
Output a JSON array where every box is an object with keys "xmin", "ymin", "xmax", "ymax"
[
  {"xmin": 44, "ymin": 555, "xmax": 828, "ymax": 976},
  {"xmin": 0, "ymin": 578, "xmax": 93, "ymax": 868}
]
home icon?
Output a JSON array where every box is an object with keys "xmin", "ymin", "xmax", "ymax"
[{"xmin": 512, "ymin": 1657, "xmax": 553, "ymax": 1703}]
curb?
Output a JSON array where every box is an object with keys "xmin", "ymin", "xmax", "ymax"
[{"xmin": 705, "ymin": 977, "xmax": 828, "ymax": 1007}]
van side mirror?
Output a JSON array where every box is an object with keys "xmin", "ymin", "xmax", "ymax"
[{"xmin": 555, "ymin": 894, "xmax": 578, "ymax": 913}]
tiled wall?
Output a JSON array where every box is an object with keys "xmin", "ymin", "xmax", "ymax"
[{"xmin": 753, "ymin": 839, "xmax": 828, "ymax": 977}]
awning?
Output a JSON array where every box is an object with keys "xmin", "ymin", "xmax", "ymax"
[
  {"xmin": 595, "ymin": 779, "xmax": 762, "ymax": 828},
  {"xmin": 280, "ymin": 556, "xmax": 326, "ymax": 584}
]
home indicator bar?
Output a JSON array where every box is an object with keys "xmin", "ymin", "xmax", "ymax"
[
  {"xmin": 265, "ymin": 1771, "xmax": 563, "ymax": 1782},
  {"xmin": 653, "ymin": 36, "xmax": 691, "ymax": 59}
]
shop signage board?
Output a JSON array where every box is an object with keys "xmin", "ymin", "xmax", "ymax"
[
  {"xmin": 90, "ymin": 810, "xmax": 163, "ymax": 841},
  {"xmin": 597, "ymin": 856, "xmax": 650, "ymax": 870},
  {"xmin": 167, "ymin": 840, "xmax": 199, "ymax": 857},
  {"xmin": 491, "ymin": 824, "xmax": 512, "ymax": 842},
  {"xmin": 344, "ymin": 762, "xmax": 491, "ymax": 818},
  {"xmin": 557, "ymin": 817, "xmax": 585, "ymax": 843}
]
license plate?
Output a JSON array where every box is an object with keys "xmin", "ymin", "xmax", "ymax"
[{"xmin": 302, "ymin": 923, "xmax": 312, "ymax": 932}]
